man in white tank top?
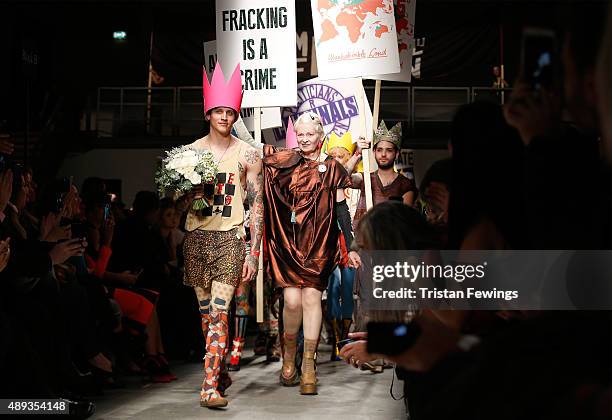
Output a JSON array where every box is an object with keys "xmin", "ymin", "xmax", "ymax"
[{"xmin": 181, "ymin": 63, "xmax": 263, "ymax": 409}]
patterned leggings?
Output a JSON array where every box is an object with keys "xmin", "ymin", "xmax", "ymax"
[{"xmin": 195, "ymin": 282, "xmax": 236, "ymax": 400}]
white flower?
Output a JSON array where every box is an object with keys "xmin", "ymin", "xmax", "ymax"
[
  {"xmin": 176, "ymin": 166, "xmax": 196, "ymax": 177},
  {"xmin": 179, "ymin": 155, "xmax": 198, "ymax": 168},
  {"xmin": 187, "ymin": 172, "xmax": 202, "ymax": 185}
]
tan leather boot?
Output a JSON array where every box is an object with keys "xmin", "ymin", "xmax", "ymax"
[
  {"xmin": 279, "ymin": 332, "xmax": 299, "ymax": 386},
  {"xmin": 300, "ymin": 339, "xmax": 318, "ymax": 395}
]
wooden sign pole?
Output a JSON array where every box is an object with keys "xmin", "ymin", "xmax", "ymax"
[
  {"xmin": 357, "ymin": 78, "xmax": 374, "ymax": 210},
  {"xmin": 254, "ymin": 107, "xmax": 264, "ymax": 323}
]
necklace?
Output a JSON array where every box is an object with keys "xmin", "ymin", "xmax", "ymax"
[{"xmin": 206, "ymin": 138, "xmax": 233, "ymax": 164}]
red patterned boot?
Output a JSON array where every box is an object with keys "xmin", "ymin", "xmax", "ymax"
[
  {"xmin": 228, "ymin": 315, "xmax": 248, "ymax": 371},
  {"xmin": 200, "ymin": 310, "xmax": 229, "ymax": 408}
]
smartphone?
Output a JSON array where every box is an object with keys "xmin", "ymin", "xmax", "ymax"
[
  {"xmin": 71, "ymin": 222, "xmax": 87, "ymax": 242},
  {"xmin": 521, "ymin": 27, "xmax": 557, "ymax": 91},
  {"xmin": 366, "ymin": 322, "xmax": 421, "ymax": 357},
  {"xmin": 337, "ymin": 338, "xmax": 355, "ymax": 351}
]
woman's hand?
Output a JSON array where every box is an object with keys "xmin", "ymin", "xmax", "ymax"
[
  {"xmin": 49, "ymin": 238, "xmax": 87, "ymax": 265},
  {"xmin": 39, "ymin": 212, "xmax": 64, "ymax": 241},
  {"xmin": 348, "ymin": 250, "xmax": 362, "ymax": 269}
]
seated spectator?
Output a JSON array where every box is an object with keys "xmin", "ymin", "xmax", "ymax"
[
  {"xmin": 107, "ymin": 191, "xmax": 175, "ymax": 381},
  {"xmin": 0, "ymin": 171, "xmax": 95, "ymax": 416}
]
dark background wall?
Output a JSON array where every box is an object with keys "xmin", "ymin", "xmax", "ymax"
[{"xmin": 0, "ymin": 0, "xmax": 607, "ymax": 133}]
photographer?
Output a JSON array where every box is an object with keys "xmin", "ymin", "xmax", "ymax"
[
  {"xmin": 339, "ymin": 201, "xmax": 440, "ymax": 417},
  {"xmin": 504, "ymin": 5, "xmax": 611, "ymax": 250}
]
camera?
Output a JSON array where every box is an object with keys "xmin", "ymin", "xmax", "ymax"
[{"xmin": 366, "ymin": 322, "xmax": 421, "ymax": 356}]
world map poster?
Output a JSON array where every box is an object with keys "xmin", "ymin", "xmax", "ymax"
[
  {"xmin": 370, "ymin": 0, "xmax": 416, "ymax": 82},
  {"xmin": 311, "ymin": 0, "xmax": 401, "ymax": 80}
]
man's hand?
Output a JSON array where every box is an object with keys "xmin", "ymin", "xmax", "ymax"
[
  {"xmin": 0, "ymin": 137, "xmax": 15, "ymax": 155},
  {"xmin": 0, "ymin": 238, "xmax": 11, "ymax": 273},
  {"xmin": 0, "ymin": 169, "xmax": 13, "ymax": 214},
  {"xmin": 348, "ymin": 250, "xmax": 362, "ymax": 269},
  {"xmin": 355, "ymin": 136, "xmax": 371, "ymax": 152},
  {"xmin": 339, "ymin": 333, "xmax": 380, "ymax": 369},
  {"xmin": 49, "ymin": 238, "xmax": 87, "ymax": 265},
  {"xmin": 503, "ymin": 81, "xmax": 561, "ymax": 145},
  {"xmin": 191, "ymin": 184, "xmax": 205, "ymax": 200},
  {"xmin": 241, "ymin": 254, "xmax": 258, "ymax": 283}
]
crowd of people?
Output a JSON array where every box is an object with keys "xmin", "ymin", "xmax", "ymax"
[
  {"xmin": 1, "ymin": 2, "xmax": 612, "ymax": 419},
  {"xmin": 0, "ymin": 167, "xmax": 208, "ymax": 416},
  {"xmin": 338, "ymin": 4, "xmax": 612, "ymax": 419}
]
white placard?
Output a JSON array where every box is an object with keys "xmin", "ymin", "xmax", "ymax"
[
  {"xmin": 203, "ymin": 40, "xmax": 218, "ymax": 80},
  {"xmin": 311, "ymin": 0, "xmax": 401, "ymax": 80},
  {"xmin": 370, "ymin": 0, "xmax": 416, "ymax": 82},
  {"xmin": 263, "ymin": 77, "xmax": 373, "ymax": 145},
  {"xmin": 240, "ymin": 107, "xmax": 282, "ymax": 131},
  {"xmin": 203, "ymin": 40, "xmax": 282, "ymax": 130},
  {"xmin": 216, "ymin": 1, "xmax": 298, "ymax": 108}
]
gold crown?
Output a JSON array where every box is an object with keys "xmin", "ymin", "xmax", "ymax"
[
  {"xmin": 327, "ymin": 132, "xmax": 356, "ymax": 154},
  {"xmin": 373, "ymin": 120, "xmax": 402, "ymax": 148}
]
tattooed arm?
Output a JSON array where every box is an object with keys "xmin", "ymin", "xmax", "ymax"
[{"xmin": 242, "ymin": 147, "xmax": 264, "ymax": 282}]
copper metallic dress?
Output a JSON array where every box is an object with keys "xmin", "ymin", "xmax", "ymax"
[{"xmin": 263, "ymin": 146, "xmax": 351, "ymax": 291}]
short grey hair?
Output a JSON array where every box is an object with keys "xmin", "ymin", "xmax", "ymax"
[{"xmin": 294, "ymin": 112, "xmax": 324, "ymax": 136}]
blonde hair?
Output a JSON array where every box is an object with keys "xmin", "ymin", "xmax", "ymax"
[
  {"xmin": 294, "ymin": 112, "xmax": 324, "ymax": 136},
  {"xmin": 597, "ymin": 3, "xmax": 612, "ymax": 157}
]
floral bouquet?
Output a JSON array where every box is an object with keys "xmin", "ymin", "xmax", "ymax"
[{"xmin": 155, "ymin": 146, "xmax": 218, "ymax": 210}]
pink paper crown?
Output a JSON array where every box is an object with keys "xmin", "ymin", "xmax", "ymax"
[
  {"xmin": 202, "ymin": 62, "xmax": 243, "ymax": 114},
  {"xmin": 285, "ymin": 117, "xmax": 298, "ymax": 149}
]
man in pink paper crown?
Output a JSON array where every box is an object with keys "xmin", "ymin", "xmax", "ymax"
[{"xmin": 180, "ymin": 62, "xmax": 263, "ymax": 409}]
